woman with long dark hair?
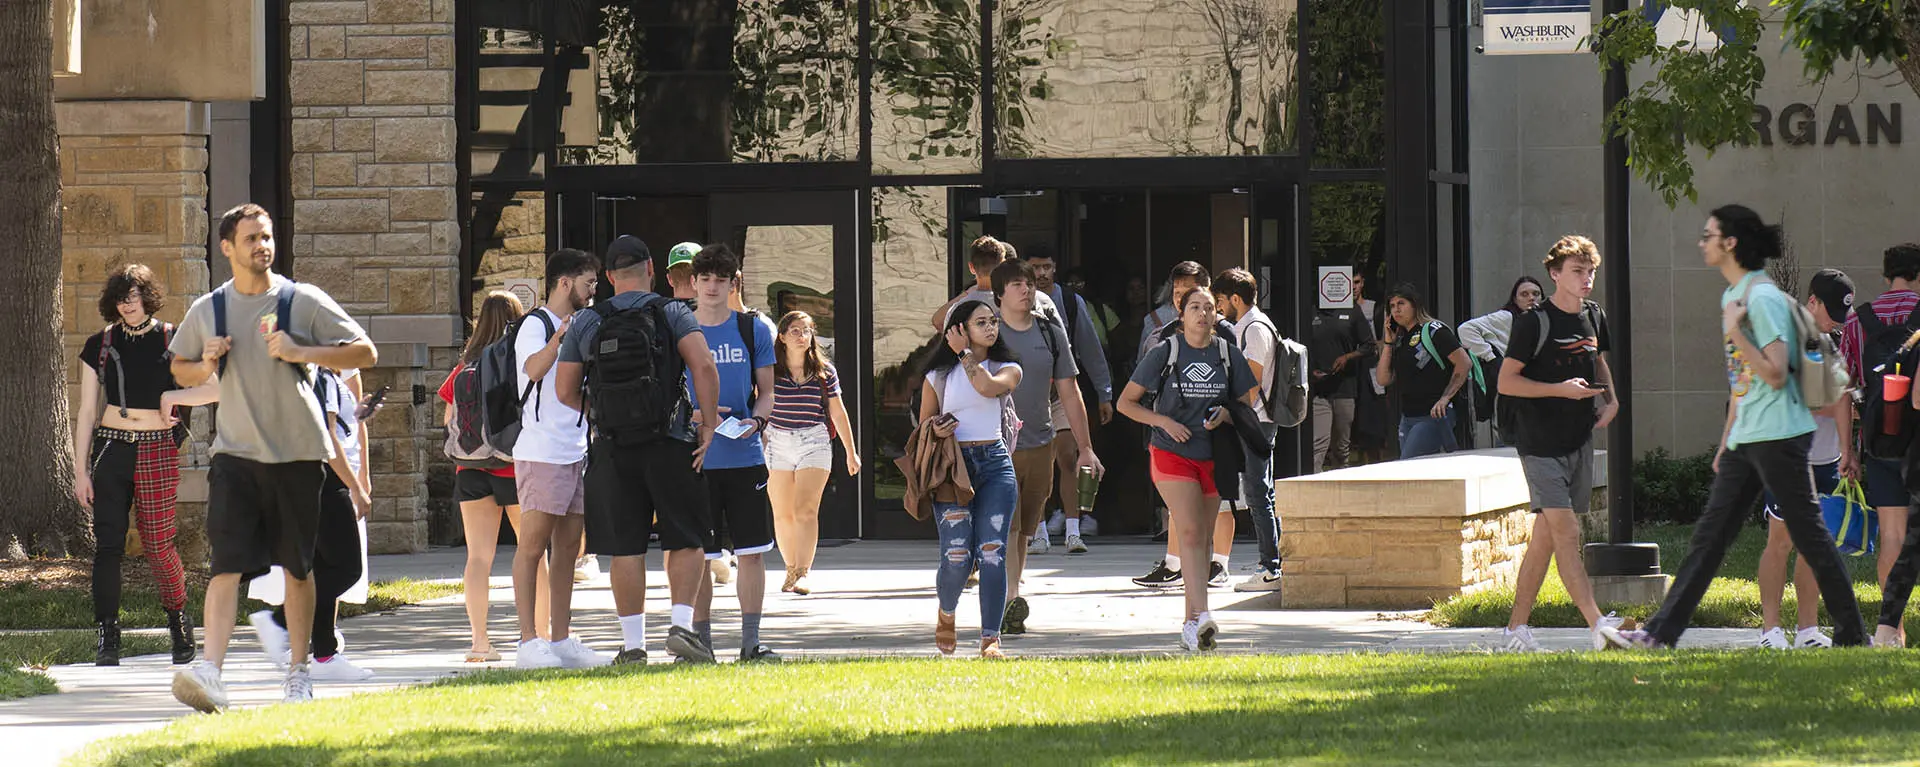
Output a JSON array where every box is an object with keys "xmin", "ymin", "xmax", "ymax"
[
  {"xmin": 766, "ymin": 311, "xmax": 860, "ymax": 596},
  {"xmin": 437, "ymin": 290, "xmax": 549, "ymax": 662},
  {"xmin": 1374, "ymin": 284, "xmax": 1471, "ymax": 458},
  {"xmin": 919, "ymin": 300, "xmax": 1021, "ymax": 658},
  {"xmin": 1603, "ymin": 204, "xmax": 1869, "ymax": 649},
  {"xmin": 74, "ymin": 264, "xmax": 219, "ymax": 666}
]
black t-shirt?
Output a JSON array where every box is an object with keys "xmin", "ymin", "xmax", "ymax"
[
  {"xmin": 1390, "ymin": 320, "xmax": 1463, "ymax": 417},
  {"xmin": 79, "ymin": 325, "xmax": 179, "ymax": 411},
  {"xmin": 1505, "ymin": 301, "xmax": 1609, "ymax": 457},
  {"xmin": 1309, "ymin": 308, "xmax": 1375, "ymax": 399}
]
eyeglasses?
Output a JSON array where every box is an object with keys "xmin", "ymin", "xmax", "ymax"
[
  {"xmin": 1699, "ymin": 233, "xmax": 1725, "ymax": 244},
  {"xmin": 783, "ymin": 326, "xmax": 814, "ymax": 337}
]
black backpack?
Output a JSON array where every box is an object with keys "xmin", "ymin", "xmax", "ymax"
[
  {"xmin": 475, "ymin": 310, "xmax": 554, "ymax": 457},
  {"xmin": 1857, "ymin": 307, "xmax": 1920, "ymax": 459},
  {"xmin": 583, "ymin": 296, "xmax": 687, "ymax": 445},
  {"xmin": 1496, "ymin": 304, "xmax": 1599, "ymax": 443}
]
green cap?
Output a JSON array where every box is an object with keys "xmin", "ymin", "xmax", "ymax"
[{"xmin": 667, "ymin": 242, "xmax": 702, "ymax": 269}]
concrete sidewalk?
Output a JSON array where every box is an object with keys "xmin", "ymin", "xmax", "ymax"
[{"xmin": 3, "ymin": 538, "xmax": 1753, "ymax": 766}]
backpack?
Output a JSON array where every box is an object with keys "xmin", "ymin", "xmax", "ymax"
[
  {"xmin": 310, "ymin": 366, "xmax": 351, "ymax": 438},
  {"xmin": 1854, "ymin": 306, "xmax": 1920, "ymax": 459},
  {"xmin": 1243, "ymin": 313, "xmax": 1311, "ymax": 429},
  {"xmin": 210, "ymin": 281, "xmax": 306, "ymax": 384},
  {"xmin": 1738, "ymin": 277, "xmax": 1849, "ymax": 410},
  {"xmin": 1412, "ymin": 320, "xmax": 1475, "ymax": 405},
  {"xmin": 444, "ymin": 357, "xmax": 511, "ymax": 469},
  {"xmin": 477, "ymin": 310, "xmax": 556, "ymax": 457},
  {"xmin": 1494, "ymin": 305, "xmax": 1599, "ymax": 442},
  {"xmin": 1053, "ymin": 287, "xmax": 1107, "ymax": 412},
  {"xmin": 1139, "ymin": 336, "xmax": 1231, "ymax": 414},
  {"xmin": 583, "ymin": 295, "xmax": 688, "ymax": 445}
]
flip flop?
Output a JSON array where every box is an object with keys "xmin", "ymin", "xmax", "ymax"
[{"xmin": 465, "ymin": 649, "xmax": 501, "ymax": 663}]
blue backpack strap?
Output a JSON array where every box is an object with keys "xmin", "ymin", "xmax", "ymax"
[{"xmin": 211, "ymin": 285, "xmax": 229, "ymax": 376}]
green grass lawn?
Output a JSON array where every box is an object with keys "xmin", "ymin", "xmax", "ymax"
[
  {"xmin": 73, "ymin": 653, "xmax": 1920, "ymax": 767},
  {"xmin": 1428, "ymin": 523, "xmax": 1913, "ymax": 635},
  {"xmin": 0, "ymin": 669, "xmax": 56, "ymax": 701}
]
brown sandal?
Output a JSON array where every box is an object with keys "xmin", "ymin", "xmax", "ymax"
[
  {"xmin": 936, "ymin": 611, "xmax": 957, "ymax": 656},
  {"xmin": 980, "ymin": 636, "xmax": 1005, "ymax": 659},
  {"xmin": 790, "ymin": 567, "xmax": 812, "ymax": 596},
  {"xmin": 781, "ymin": 567, "xmax": 800, "ymax": 593}
]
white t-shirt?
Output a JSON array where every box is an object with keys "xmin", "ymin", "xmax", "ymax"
[
  {"xmin": 1809, "ymin": 413, "xmax": 1841, "ymax": 466},
  {"xmin": 327, "ymin": 368, "xmax": 365, "ymax": 478},
  {"xmin": 927, "ymin": 360, "xmax": 1019, "ymax": 443},
  {"xmin": 512, "ymin": 307, "xmax": 588, "ymax": 464},
  {"xmin": 1233, "ymin": 307, "xmax": 1279, "ymax": 424}
]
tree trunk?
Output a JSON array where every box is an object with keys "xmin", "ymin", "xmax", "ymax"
[{"xmin": 0, "ymin": 0, "xmax": 88, "ymax": 560}]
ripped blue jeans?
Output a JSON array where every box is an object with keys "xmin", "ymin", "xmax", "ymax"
[{"xmin": 934, "ymin": 442, "xmax": 1018, "ymax": 638}]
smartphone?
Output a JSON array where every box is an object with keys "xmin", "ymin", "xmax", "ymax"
[
  {"xmin": 356, "ymin": 385, "xmax": 390, "ymax": 420},
  {"xmin": 715, "ymin": 416, "xmax": 754, "ymax": 440},
  {"xmin": 1585, "ymin": 382, "xmax": 1609, "ymax": 392}
]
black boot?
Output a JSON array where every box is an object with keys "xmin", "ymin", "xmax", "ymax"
[
  {"xmin": 167, "ymin": 609, "xmax": 196, "ymax": 665},
  {"xmin": 96, "ymin": 621, "xmax": 121, "ymax": 667}
]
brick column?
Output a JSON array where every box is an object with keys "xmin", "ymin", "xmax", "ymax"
[
  {"xmin": 57, "ymin": 100, "xmax": 214, "ymax": 565},
  {"xmin": 287, "ymin": 0, "xmax": 460, "ymax": 553}
]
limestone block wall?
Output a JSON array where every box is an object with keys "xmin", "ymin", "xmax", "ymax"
[
  {"xmin": 287, "ymin": 0, "xmax": 461, "ymax": 553},
  {"xmin": 1281, "ymin": 508, "xmax": 1533, "ymax": 609}
]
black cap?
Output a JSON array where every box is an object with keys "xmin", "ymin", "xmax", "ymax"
[
  {"xmin": 605, "ymin": 235, "xmax": 651, "ymax": 271},
  {"xmin": 1809, "ymin": 268, "xmax": 1855, "ymax": 320}
]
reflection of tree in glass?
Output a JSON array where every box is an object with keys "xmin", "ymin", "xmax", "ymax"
[
  {"xmin": 732, "ymin": 0, "xmax": 859, "ymax": 162},
  {"xmin": 1161, "ymin": 0, "xmax": 1299, "ymax": 155},
  {"xmin": 1304, "ymin": 0, "xmax": 1383, "ymax": 168}
]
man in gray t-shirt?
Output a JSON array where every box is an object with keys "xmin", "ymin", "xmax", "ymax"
[
  {"xmin": 166, "ymin": 204, "xmax": 376, "ymax": 713},
  {"xmin": 990, "ymin": 260, "xmax": 1102, "ymax": 635}
]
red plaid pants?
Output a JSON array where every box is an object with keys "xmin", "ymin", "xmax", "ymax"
[{"xmin": 91, "ymin": 428, "xmax": 188, "ymax": 613}]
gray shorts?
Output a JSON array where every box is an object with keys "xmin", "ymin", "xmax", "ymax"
[{"xmin": 1520, "ymin": 440, "xmax": 1593, "ymax": 514}]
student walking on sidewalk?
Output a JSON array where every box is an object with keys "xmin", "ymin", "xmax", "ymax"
[
  {"xmin": 168, "ymin": 203, "xmax": 378, "ymax": 711},
  {"xmin": 74, "ymin": 265, "xmax": 219, "ymax": 667},
  {"xmin": 765, "ymin": 310, "xmax": 860, "ymax": 596},
  {"xmin": 1603, "ymin": 205, "xmax": 1869, "ymax": 649},
  {"xmin": 1495, "ymin": 236, "xmax": 1622, "ymax": 652}
]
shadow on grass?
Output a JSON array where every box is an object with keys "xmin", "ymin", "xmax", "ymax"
[{"xmin": 74, "ymin": 653, "xmax": 1920, "ymax": 767}]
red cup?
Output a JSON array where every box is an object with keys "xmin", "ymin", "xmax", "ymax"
[{"xmin": 1885, "ymin": 374, "xmax": 1911, "ymax": 435}]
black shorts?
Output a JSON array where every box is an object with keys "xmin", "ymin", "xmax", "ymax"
[
  {"xmin": 455, "ymin": 468, "xmax": 519, "ymax": 507},
  {"xmin": 705, "ymin": 465, "xmax": 775, "ymax": 558},
  {"xmin": 207, "ymin": 455, "xmax": 326, "ymax": 579},
  {"xmin": 584, "ymin": 438, "xmax": 711, "ymax": 557}
]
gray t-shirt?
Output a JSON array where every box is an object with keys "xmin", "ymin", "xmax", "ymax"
[
  {"xmin": 1130, "ymin": 337, "xmax": 1258, "ymax": 461},
  {"xmin": 999, "ymin": 316, "xmax": 1077, "ymax": 450},
  {"xmin": 561, "ymin": 291, "xmax": 703, "ymax": 440},
  {"xmin": 169, "ymin": 276, "xmax": 367, "ymax": 464}
]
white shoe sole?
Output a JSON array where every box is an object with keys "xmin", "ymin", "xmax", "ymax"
[{"xmin": 171, "ymin": 672, "xmax": 225, "ymax": 714}]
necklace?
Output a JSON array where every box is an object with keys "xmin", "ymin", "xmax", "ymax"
[{"xmin": 119, "ymin": 317, "xmax": 157, "ymax": 336}]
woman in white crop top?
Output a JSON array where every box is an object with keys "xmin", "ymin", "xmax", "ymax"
[{"xmin": 918, "ymin": 300, "xmax": 1022, "ymax": 658}]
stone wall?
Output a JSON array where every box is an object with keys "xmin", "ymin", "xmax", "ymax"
[
  {"xmin": 1281, "ymin": 507, "xmax": 1533, "ymax": 609},
  {"xmin": 287, "ymin": 0, "xmax": 461, "ymax": 553}
]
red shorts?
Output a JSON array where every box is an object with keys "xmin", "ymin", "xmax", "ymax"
[{"xmin": 1149, "ymin": 447, "xmax": 1217, "ymax": 496}]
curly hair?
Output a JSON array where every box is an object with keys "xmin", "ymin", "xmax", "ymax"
[{"xmin": 98, "ymin": 264, "xmax": 164, "ymax": 323}]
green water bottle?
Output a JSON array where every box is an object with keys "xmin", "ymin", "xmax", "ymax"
[{"xmin": 1076, "ymin": 466, "xmax": 1098, "ymax": 513}]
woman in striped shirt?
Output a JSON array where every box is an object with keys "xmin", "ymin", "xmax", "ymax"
[{"xmin": 765, "ymin": 311, "xmax": 860, "ymax": 595}]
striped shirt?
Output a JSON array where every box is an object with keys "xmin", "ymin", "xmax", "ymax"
[
  {"xmin": 1840, "ymin": 289, "xmax": 1920, "ymax": 382},
  {"xmin": 769, "ymin": 366, "xmax": 841, "ymax": 430}
]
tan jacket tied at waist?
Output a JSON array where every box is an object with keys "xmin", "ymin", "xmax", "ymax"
[{"xmin": 894, "ymin": 420, "xmax": 974, "ymax": 521}]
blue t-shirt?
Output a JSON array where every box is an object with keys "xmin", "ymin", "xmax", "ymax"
[
  {"xmin": 1723, "ymin": 272, "xmax": 1816, "ymax": 448},
  {"xmin": 687, "ymin": 310, "xmax": 777, "ymax": 469}
]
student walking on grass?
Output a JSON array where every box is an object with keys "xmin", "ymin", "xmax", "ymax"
[
  {"xmin": 1496, "ymin": 236, "xmax": 1623, "ymax": 652},
  {"xmin": 920, "ymin": 300, "xmax": 1022, "ymax": 658},
  {"xmin": 1602, "ymin": 205, "xmax": 1869, "ymax": 649},
  {"xmin": 74, "ymin": 265, "xmax": 219, "ymax": 667},
  {"xmin": 169, "ymin": 203, "xmax": 378, "ymax": 711},
  {"xmin": 1117, "ymin": 289, "xmax": 1260, "ymax": 652}
]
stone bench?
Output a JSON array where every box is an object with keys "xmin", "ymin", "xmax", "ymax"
[{"xmin": 1274, "ymin": 447, "xmax": 1607, "ymax": 609}]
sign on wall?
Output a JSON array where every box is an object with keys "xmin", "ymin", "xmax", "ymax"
[
  {"xmin": 503, "ymin": 279, "xmax": 540, "ymax": 311},
  {"xmin": 1483, "ymin": 0, "xmax": 1592, "ymax": 55},
  {"xmin": 1318, "ymin": 266, "xmax": 1354, "ymax": 309}
]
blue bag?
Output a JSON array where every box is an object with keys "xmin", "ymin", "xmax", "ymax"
[{"xmin": 1819, "ymin": 479, "xmax": 1877, "ymax": 556}]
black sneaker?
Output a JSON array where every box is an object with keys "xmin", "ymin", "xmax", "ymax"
[
  {"xmin": 612, "ymin": 648, "xmax": 649, "ymax": 666},
  {"xmin": 1132, "ymin": 561, "xmax": 1183, "ymax": 589},
  {"xmin": 1002, "ymin": 597, "xmax": 1029, "ymax": 635},
  {"xmin": 740, "ymin": 644, "xmax": 782, "ymax": 663},
  {"xmin": 666, "ymin": 625, "xmax": 716, "ymax": 664},
  {"xmin": 1207, "ymin": 561, "xmax": 1229, "ymax": 587}
]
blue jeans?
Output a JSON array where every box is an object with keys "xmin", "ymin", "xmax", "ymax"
[
  {"xmin": 934, "ymin": 442, "xmax": 1018, "ymax": 639},
  {"xmin": 1239, "ymin": 431, "xmax": 1282, "ymax": 573},
  {"xmin": 1398, "ymin": 405, "xmax": 1458, "ymax": 459}
]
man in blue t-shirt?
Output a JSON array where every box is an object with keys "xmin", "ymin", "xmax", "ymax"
[{"xmin": 685, "ymin": 245, "xmax": 782, "ymax": 663}]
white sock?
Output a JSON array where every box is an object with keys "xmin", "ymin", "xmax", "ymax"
[
  {"xmin": 620, "ymin": 613, "xmax": 647, "ymax": 651},
  {"xmin": 1065, "ymin": 518, "xmax": 1082, "ymax": 537},
  {"xmin": 1212, "ymin": 552, "xmax": 1230, "ymax": 567},
  {"xmin": 671, "ymin": 603, "xmax": 694, "ymax": 631},
  {"xmin": 1164, "ymin": 554, "xmax": 1181, "ymax": 572}
]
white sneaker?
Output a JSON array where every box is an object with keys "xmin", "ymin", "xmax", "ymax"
[
  {"xmin": 1196, "ymin": 612, "xmax": 1219, "ymax": 651},
  {"xmin": 1080, "ymin": 515, "xmax": 1099, "ymax": 536},
  {"xmin": 1591, "ymin": 613, "xmax": 1626, "ymax": 651},
  {"xmin": 1503, "ymin": 625, "xmax": 1544, "ymax": 653},
  {"xmin": 1065, "ymin": 534, "xmax": 1088, "ymax": 554},
  {"xmin": 309, "ymin": 654, "xmax": 375, "ymax": 682},
  {"xmin": 1046, "ymin": 509, "xmax": 1066, "ymax": 537},
  {"xmin": 171, "ymin": 661, "xmax": 228, "ymax": 713},
  {"xmin": 1758, "ymin": 626, "xmax": 1791, "ymax": 649},
  {"xmin": 709, "ymin": 556, "xmax": 734, "ymax": 586},
  {"xmin": 574, "ymin": 555, "xmax": 601, "ymax": 583},
  {"xmin": 1028, "ymin": 534, "xmax": 1051, "ymax": 555},
  {"xmin": 1796, "ymin": 627, "xmax": 1834, "ymax": 649},
  {"xmin": 1180, "ymin": 619, "xmax": 1203, "ymax": 652},
  {"xmin": 282, "ymin": 663, "xmax": 314, "ymax": 703},
  {"xmin": 516, "ymin": 638, "xmax": 563, "ymax": 669},
  {"xmin": 551, "ymin": 636, "xmax": 610, "ymax": 669},
  {"xmin": 249, "ymin": 610, "xmax": 290, "ymax": 671},
  {"xmin": 1234, "ymin": 568, "xmax": 1283, "ymax": 592}
]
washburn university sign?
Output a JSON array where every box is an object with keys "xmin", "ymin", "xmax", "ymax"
[{"xmin": 1483, "ymin": 0, "xmax": 1591, "ymax": 55}]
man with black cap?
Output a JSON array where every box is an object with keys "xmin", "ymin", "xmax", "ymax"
[
  {"xmin": 1752, "ymin": 267, "xmax": 1856, "ymax": 649},
  {"xmin": 557, "ymin": 235, "xmax": 724, "ymax": 664}
]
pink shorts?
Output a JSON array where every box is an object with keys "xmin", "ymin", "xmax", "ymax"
[{"xmin": 514, "ymin": 459, "xmax": 587, "ymax": 516}]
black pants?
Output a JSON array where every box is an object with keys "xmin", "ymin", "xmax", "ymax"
[
  {"xmin": 1877, "ymin": 513, "xmax": 1920, "ymax": 628},
  {"xmin": 270, "ymin": 466, "xmax": 362, "ymax": 658},
  {"xmin": 1645, "ymin": 434, "xmax": 1868, "ymax": 646}
]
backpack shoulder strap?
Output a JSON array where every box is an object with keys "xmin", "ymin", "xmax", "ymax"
[
  {"xmin": 277, "ymin": 281, "xmax": 309, "ymax": 384},
  {"xmin": 1531, "ymin": 310, "xmax": 1551, "ymax": 358},
  {"xmin": 531, "ymin": 307, "xmax": 557, "ymax": 340},
  {"xmin": 1417, "ymin": 322, "xmax": 1446, "ymax": 370},
  {"xmin": 211, "ymin": 286, "xmax": 229, "ymax": 375}
]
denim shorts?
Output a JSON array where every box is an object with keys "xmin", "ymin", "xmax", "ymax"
[{"xmin": 763, "ymin": 424, "xmax": 833, "ymax": 472}]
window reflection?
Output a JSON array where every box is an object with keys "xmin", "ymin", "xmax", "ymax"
[
  {"xmin": 870, "ymin": 186, "xmax": 953, "ymax": 502},
  {"xmin": 871, "ymin": 2, "xmax": 983, "ymax": 174},
  {"xmin": 468, "ymin": 190, "xmax": 548, "ymax": 319},
  {"xmin": 1306, "ymin": 0, "xmax": 1384, "ymax": 167}
]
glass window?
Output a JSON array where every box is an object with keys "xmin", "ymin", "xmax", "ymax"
[
  {"xmin": 870, "ymin": 186, "xmax": 955, "ymax": 502},
  {"xmin": 1306, "ymin": 0, "xmax": 1384, "ymax": 168},
  {"xmin": 993, "ymin": 0, "xmax": 1300, "ymax": 159},
  {"xmin": 472, "ymin": 15, "xmax": 548, "ymax": 181},
  {"xmin": 872, "ymin": 1, "xmax": 984, "ymax": 174},
  {"xmin": 468, "ymin": 190, "xmax": 549, "ymax": 318}
]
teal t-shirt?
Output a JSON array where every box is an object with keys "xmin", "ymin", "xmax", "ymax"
[{"xmin": 1722, "ymin": 272, "xmax": 1816, "ymax": 448}]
